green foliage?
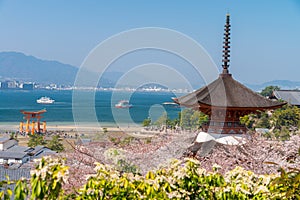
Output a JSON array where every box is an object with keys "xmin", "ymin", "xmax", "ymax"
[
  {"xmin": 142, "ymin": 118, "xmax": 151, "ymax": 127},
  {"xmin": 180, "ymin": 109, "xmax": 208, "ymax": 130},
  {"xmin": 28, "ymin": 134, "xmax": 47, "ymax": 147},
  {"xmin": 120, "ymin": 137, "xmax": 134, "ymax": 146},
  {"xmin": 28, "ymin": 134, "xmax": 64, "ymax": 152},
  {"xmin": 154, "ymin": 112, "xmax": 168, "ymax": 127},
  {"xmin": 102, "ymin": 127, "xmax": 108, "ymax": 133},
  {"xmin": 271, "ymin": 104, "xmax": 300, "ymax": 130},
  {"xmin": 30, "ymin": 157, "xmax": 69, "ymax": 200},
  {"xmin": 103, "ymin": 148, "xmax": 139, "ymax": 174},
  {"xmin": 2, "ymin": 157, "xmax": 300, "ymax": 199},
  {"xmin": 9, "ymin": 132, "xmax": 18, "ymax": 141},
  {"xmin": 260, "ymin": 85, "xmax": 280, "ymax": 97},
  {"xmin": 46, "ymin": 135, "xmax": 65, "ymax": 152},
  {"xmin": 240, "ymin": 112, "xmax": 271, "ymax": 130},
  {"xmin": 145, "ymin": 137, "xmax": 152, "ymax": 144},
  {"xmin": 241, "ymin": 105, "xmax": 300, "ymax": 140},
  {"xmin": 144, "ymin": 109, "xmax": 208, "ymax": 131},
  {"xmin": 108, "ymin": 137, "xmax": 134, "ymax": 146},
  {"xmin": 240, "ymin": 114, "xmax": 256, "ymax": 129},
  {"xmin": 273, "ymin": 126, "xmax": 291, "ymax": 141},
  {"xmin": 0, "ymin": 176, "xmax": 13, "ymax": 200},
  {"xmin": 77, "ymin": 159, "xmax": 275, "ymax": 199},
  {"xmin": 109, "ymin": 136, "xmax": 120, "ymax": 145},
  {"xmin": 256, "ymin": 112, "xmax": 271, "ymax": 128},
  {"xmin": 267, "ymin": 163, "xmax": 300, "ymax": 199},
  {"xmin": 1, "ymin": 157, "xmax": 69, "ymax": 200},
  {"xmin": 117, "ymin": 159, "xmax": 139, "ymax": 174},
  {"xmin": 14, "ymin": 179, "xmax": 29, "ymax": 200}
]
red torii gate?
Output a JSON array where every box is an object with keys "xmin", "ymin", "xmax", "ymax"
[{"xmin": 20, "ymin": 109, "xmax": 47, "ymax": 134}]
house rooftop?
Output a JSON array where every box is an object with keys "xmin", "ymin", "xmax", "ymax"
[
  {"xmin": 8, "ymin": 145, "xmax": 32, "ymax": 153},
  {"xmin": 0, "ymin": 166, "xmax": 30, "ymax": 181},
  {"xmin": 30, "ymin": 145, "xmax": 46, "ymax": 155},
  {"xmin": 0, "ymin": 137, "xmax": 11, "ymax": 143},
  {"xmin": 273, "ymin": 90, "xmax": 300, "ymax": 106},
  {"xmin": 0, "ymin": 151, "xmax": 28, "ymax": 159}
]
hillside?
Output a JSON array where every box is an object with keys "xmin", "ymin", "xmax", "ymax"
[
  {"xmin": 0, "ymin": 52, "xmax": 78, "ymax": 85},
  {"xmin": 246, "ymin": 80, "xmax": 300, "ymax": 91}
]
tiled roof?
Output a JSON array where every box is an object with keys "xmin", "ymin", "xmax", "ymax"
[
  {"xmin": 0, "ymin": 166, "xmax": 30, "ymax": 181},
  {"xmin": 0, "ymin": 151, "xmax": 28, "ymax": 159},
  {"xmin": 273, "ymin": 90, "xmax": 300, "ymax": 106},
  {"xmin": 0, "ymin": 137, "xmax": 10, "ymax": 143},
  {"xmin": 30, "ymin": 145, "xmax": 46, "ymax": 154},
  {"xmin": 8, "ymin": 145, "xmax": 32, "ymax": 152}
]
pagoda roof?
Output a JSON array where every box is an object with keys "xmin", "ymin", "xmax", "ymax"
[
  {"xmin": 173, "ymin": 14, "xmax": 286, "ymax": 111},
  {"xmin": 173, "ymin": 73, "xmax": 286, "ymax": 110}
]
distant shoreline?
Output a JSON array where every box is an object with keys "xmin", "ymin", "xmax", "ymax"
[{"xmin": 0, "ymin": 87, "xmax": 191, "ymax": 94}]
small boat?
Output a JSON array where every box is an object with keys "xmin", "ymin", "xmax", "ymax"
[
  {"xmin": 36, "ymin": 96, "xmax": 55, "ymax": 104},
  {"xmin": 162, "ymin": 102, "xmax": 179, "ymax": 107},
  {"xmin": 115, "ymin": 100, "xmax": 132, "ymax": 108}
]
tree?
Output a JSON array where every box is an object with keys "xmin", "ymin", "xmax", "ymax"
[
  {"xmin": 47, "ymin": 135, "xmax": 65, "ymax": 152},
  {"xmin": 260, "ymin": 85, "xmax": 280, "ymax": 97},
  {"xmin": 240, "ymin": 114, "xmax": 256, "ymax": 129},
  {"xmin": 180, "ymin": 109, "xmax": 193, "ymax": 129},
  {"xmin": 142, "ymin": 118, "xmax": 151, "ymax": 127},
  {"xmin": 28, "ymin": 134, "xmax": 46, "ymax": 147},
  {"xmin": 256, "ymin": 112, "xmax": 271, "ymax": 128},
  {"xmin": 154, "ymin": 112, "xmax": 168, "ymax": 127},
  {"xmin": 180, "ymin": 109, "xmax": 208, "ymax": 130},
  {"xmin": 271, "ymin": 104, "xmax": 300, "ymax": 130}
]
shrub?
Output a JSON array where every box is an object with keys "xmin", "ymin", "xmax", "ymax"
[{"xmin": 1, "ymin": 157, "xmax": 300, "ymax": 199}]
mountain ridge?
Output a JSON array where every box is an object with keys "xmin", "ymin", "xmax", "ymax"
[
  {"xmin": 0, "ymin": 51, "xmax": 299, "ymax": 90},
  {"xmin": 0, "ymin": 51, "xmax": 78, "ymax": 85}
]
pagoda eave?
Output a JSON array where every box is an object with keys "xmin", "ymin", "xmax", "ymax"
[
  {"xmin": 173, "ymin": 100, "xmax": 286, "ymax": 113},
  {"xmin": 197, "ymin": 101, "xmax": 287, "ymax": 112}
]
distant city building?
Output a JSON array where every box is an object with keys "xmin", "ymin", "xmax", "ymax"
[
  {"xmin": 0, "ymin": 81, "xmax": 9, "ymax": 89},
  {"xmin": 7, "ymin": 80, "xmax": 18, "ymax": 88},
  {"xmin": 21, "ymin": 82, "xmax": 35, "ymax": 90},
  {"xmin": 0, "ymin": 80, "xmax": 19, "ymax": 89}
]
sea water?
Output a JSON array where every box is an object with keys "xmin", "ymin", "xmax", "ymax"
[{"xmin": 0, "ymin": 90, "xmax": 183, "ymax": 125}]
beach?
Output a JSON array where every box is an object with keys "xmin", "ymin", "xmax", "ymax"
[{"xmin": 0, "ymin": 122, "xmax": 152, "ymax": 138}]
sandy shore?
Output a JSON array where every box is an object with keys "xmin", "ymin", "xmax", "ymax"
[{"xmin": 0, "ymin": 122, "xmax": 144, "ymax": 133}]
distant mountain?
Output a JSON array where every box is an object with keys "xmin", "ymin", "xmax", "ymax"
[
  {"xmin": 1, "ymin": 52, "xmax": 299, "ymax": 91},
  {"xmin": 0, "ymin": 52, "xmax": 78, "ymax": 85},
  {"xmin": 0, "ymin": 52, "xmax": 128, "ymax": 87},
  {"xmin": 245, "ymin": 80, "xmax": 300, "ymax": 92}
]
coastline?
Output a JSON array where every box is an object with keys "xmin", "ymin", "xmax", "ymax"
[{"xmin": 0, "ymin": 121, "xmax": 142, "ymax": 133}]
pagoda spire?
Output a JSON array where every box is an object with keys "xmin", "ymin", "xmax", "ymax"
[{"xmin": 222, "ymin": 13, "xmax": 231, "ymax": 74}]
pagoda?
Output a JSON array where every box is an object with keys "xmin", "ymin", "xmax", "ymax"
[{"xmin": 173, "ymin": 14, "xmax": 286, "ymax": 134}]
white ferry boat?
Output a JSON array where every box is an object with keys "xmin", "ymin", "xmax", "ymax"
[
  {"xmin": 115, "ymin": 100, "xmax": 132, "ymax": 108},
  {"xmin": 162, "ymin": 102, "xmax": 179, "ymax": 106},
  {"xmin": 162, "ymin": 102, "xmax": 180, "ymax": 107},
  {"xmin": 36, "ymin": 96, "xmax": 55, "ymax": 104}
]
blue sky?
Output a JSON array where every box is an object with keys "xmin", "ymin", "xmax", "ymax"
[{"xmin": 0, "ymin": 1, "xmax": 300, "ymax": 84}]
